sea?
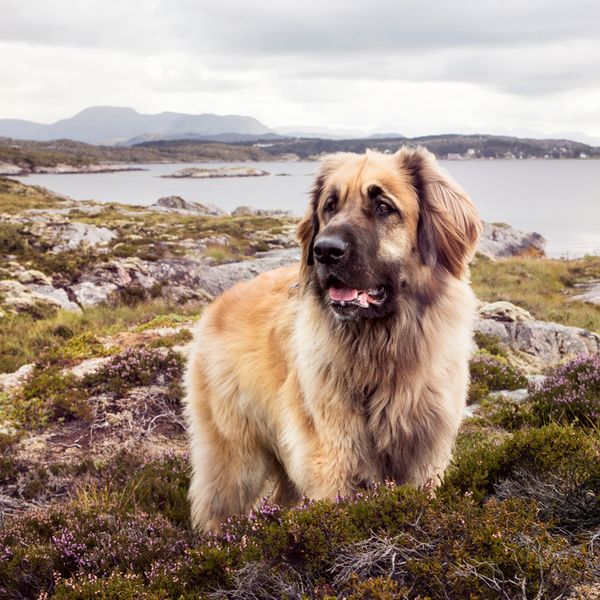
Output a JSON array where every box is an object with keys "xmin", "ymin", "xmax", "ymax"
[{"xmin": 13, "ymin": 159, "xmax": 600, "ymax": 258}]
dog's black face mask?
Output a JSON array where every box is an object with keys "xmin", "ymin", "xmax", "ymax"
[{"xmin": 311, "ymin": 222, "xmax": 399, "ymax": 321}]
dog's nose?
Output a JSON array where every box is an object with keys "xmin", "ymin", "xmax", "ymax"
[{"xmin": 313, "ymin": 235, "xmax": 349, "ymax": 264}]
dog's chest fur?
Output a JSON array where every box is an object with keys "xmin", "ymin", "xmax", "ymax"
[{"xmin": 292, "ymin": 296, "xmax": 461, "ymax": 486}]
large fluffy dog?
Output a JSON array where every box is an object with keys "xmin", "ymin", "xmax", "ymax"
[{"xmin": 184, "ymin": 147, "xmax": 481, "ymax": 531}]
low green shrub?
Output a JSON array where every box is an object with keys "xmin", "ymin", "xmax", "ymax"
[
  {"xmin": 473, "ymin": 330, "xmax": 508, "ymax": 358},
  {"xmin": 1, "ymin": 367, "xmax": 91, "ymax": 429},
  {"xmin": 473, "ymin": 394, "xmax": 534, "ymax": 430},
  {"xmin": 0, "ymin": 223, "xmax": 28, "ymax": 255},
  {"xmin": 444, "ymin": 424, "xmax": 600, "ymax": 511},
  {"xmin": 49, "ymin": 332, "xmax": 117, "ymax": 365},
  {"xmin": 135, "ymin": 312, "xmax": 196, "ymax": 332},
  {"xmin": 149, "ymin": 329, "xmax": 193, "ymax": 348}
]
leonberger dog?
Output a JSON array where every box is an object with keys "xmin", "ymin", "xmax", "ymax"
[{"xmin": 184, "ymin": 147, "xmax": 481, "ymax": 531}]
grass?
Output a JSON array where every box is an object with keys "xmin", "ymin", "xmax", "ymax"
[
  {"xmin": 0, "ymin": 178, "xmax": 70, "ymax": 214},
  {"xmin": 471, "ymin": 254, "xmax": 600, "ymax": 332},
  {"xmin": 0, "ymin": 298, "xmax": 203, "ymax": 374}
]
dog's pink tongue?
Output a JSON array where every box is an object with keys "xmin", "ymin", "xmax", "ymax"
[{"xmin": 329, "ymin": 286, "xmax": 358, "ymax": 302}]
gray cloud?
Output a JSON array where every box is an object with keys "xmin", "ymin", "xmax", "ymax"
[
  {"xmin": 0, "ymin": 0, "xmax": 599, "ymax": 134},
  {"xmin": 2, "ymin": 0, "xmax": 599, "ymax": 95}
]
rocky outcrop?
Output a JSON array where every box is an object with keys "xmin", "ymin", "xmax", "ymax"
[
  {"xmin": 0, "ymin": 362, "xmax": 36, "ymax": 391},
  {"xmin": 32, "ymin": 164, "xmax": 144, "ymax": 174},
  {"xmin": 572, "ymin": 281, "xmax": 600, "ymax": 305},
  {"xmin": 151, "ymin": 196, "xmax": 227, "ymax": 216},
  {"xmin": 0, "ymin": 161, "xmax": 26, "ymax": 176},
  {"xmin": 48, "ymin": 222, "xmax": 118, "ymax": 252},
  {"xmin": 17, "ymin": 269, "xmax": 53, "ymax": 286},
  {"xmin": 478, "ymin": 301, "xmax": 533, "ymax": 322},
  {"xmin": 232, "ymin": 205, "xmax": 293, "ymax": 217},
  {"xmin": 476, "ymin": 301, "xmax": 600, "ymax": 366},
  {"xmin": 161, "ymin": 166, "xmax": 270, "ymax": 179},
  {"xmin": 1, "ymin": 163, "xmax": 144, "ymax": 175},
  {"xmin": 26, "ymin": 284, "xmax": 81, "ymax": 312},
  {"xmin": 194, "ymin": 248, "xmax": 301, "ymax": 297},
  {"xmin": 3, "ymin": 216, "xmax": 118, "ymax": 252},
  {"xmin": 0, "ymin": 279, "xmax": 74, "ymax": 314},
  {"xmin": 477, "ymin": 223, "xmax": 546, "ymax": 258},
  {"xmin": 71, "ymin": 280, "xmax": 119, "ymax": 307}
]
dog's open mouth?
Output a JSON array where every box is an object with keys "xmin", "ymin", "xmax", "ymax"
[{"xmin": 328, "ymin": 283, "xmax": 388, "ymax": 308}]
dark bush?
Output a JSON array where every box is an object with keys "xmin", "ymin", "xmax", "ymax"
[{"xmin": 444, "ymin": 424, "xmax": 600, "ymax": 508}]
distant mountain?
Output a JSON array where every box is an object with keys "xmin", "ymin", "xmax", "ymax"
[
  {"xmin": 549, "ymin": 131, "xmax": 600, "ymax": 146},
  {"xmin": 274, "ymin": 125, "xmax": 370, "ymax": 139},
  {"xmin": 0, "ymin": 106, "xmax": 274, "ymax": 145},
  {"xmin": 126, "ymin": 131, "xmax": 284, "ymax": 145}
]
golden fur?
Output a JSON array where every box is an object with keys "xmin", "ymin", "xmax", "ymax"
[{"xmin": 184, "ymin": 147, "xmax": 481, "ymax": 531}]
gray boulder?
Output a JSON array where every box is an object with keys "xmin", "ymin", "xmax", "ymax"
[
  {"xmin": 479, "ymin": 301, "xmax": 533, "ymax": 322},
  {"xmin": 0, "ymin": 280, "xmax": 64, "ymax": 314},
  {"xmin": 152, "ymin": 196, "xmax": 227, "ymax": 216},
  {"xmin": 572, "ymin": 281, "xmax": 600, "ymax": 306},
  {"xmin": 53, "ymin": 222, "xmax": 117, "ymax": 252},
  {"xmin": 194, "ymin": 248, "xmax": 301, "ymax": 296},
  {"xmin": 25, "ymin": 284, "xmax": 81, "ymax": 312},
  {"xmin": 477, "ymin": 222, "xmax": 546, "ymax": 258},
  {"xmin": 70, "ymin": 281, "xmax": 119, "ymax": 307},
  {"xmin": 232, "ymin": 206, "xmax": 293, "ymax": 217},
  {"xmin": 17, "ymin": 269, "xmax": 53, "ymax": 286},
  {"xmin": 0, "ymin": 363, "xmax": 35, "ymax": 389},
  {"xmin": 476, "ymin": 302, "xmax": 600, "ymax": 366}
]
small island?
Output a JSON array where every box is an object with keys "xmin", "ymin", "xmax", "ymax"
[{"xmin": 161, "ymin": 166, "xmax": 271, "ymax": 179}]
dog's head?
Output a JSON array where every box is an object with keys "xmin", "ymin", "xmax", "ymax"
[{"xmin": 297, "ymin": 147, "xmax": 481, "ymax": 321}]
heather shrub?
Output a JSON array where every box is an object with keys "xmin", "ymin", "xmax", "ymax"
[
  {"xmin": 81, "ymin": 346, "xmax": 184, "ymax": 395},
  {"xmin": 529, "ymin": 354, "xmax": 600, "ymax": 426},
  {"xmin": 209, "ymin": 488, "xmax": 584, "ymax": 599},
  {"xmin": 0, "ymin": 482, "xmax": 590, "ymax": 599},
  {"xmin": 468, "ymin": 349, "xmax": 527, "ymax": 404},
  {"xmin": 52, "ymin": 572, "xmax": 151, "ymax": 600},
  {"xmin": 0, "ymin": 503, "xmax": 193, "ymax": 599}
]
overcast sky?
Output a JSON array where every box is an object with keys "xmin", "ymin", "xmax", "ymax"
[{"xmin": 1, "ymin": 0, "xmax": 599, "ymax": 138}]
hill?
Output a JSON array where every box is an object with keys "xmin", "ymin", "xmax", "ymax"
[
  {"xmin": 0, "ymin": 106, "xmax": 274, "ymax": 145},
  {"xmin": 0, "ymin": 132, "xmax": 599, "ymax": 176}
]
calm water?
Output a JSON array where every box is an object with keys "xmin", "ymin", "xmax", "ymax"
[{"xmin": 14, "ymin": 160, "xmax": 600, "ymax": 257}]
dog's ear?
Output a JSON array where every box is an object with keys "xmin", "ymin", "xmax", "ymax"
[
  {"xmin": 397, "ymin": 146, "xmax": 482, "ymax": 278},
  {"xmin": 297, "ymin": 175, "xmax": 323, "ymax": 267}
]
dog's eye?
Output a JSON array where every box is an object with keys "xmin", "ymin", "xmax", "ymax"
[
  {"xmin": 375, "ymin": 201, "xmax": 395, "ymax": 215},
  {"xmin": 324, "ymin": 197, "xmax": 337, "ymax": 213}
]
